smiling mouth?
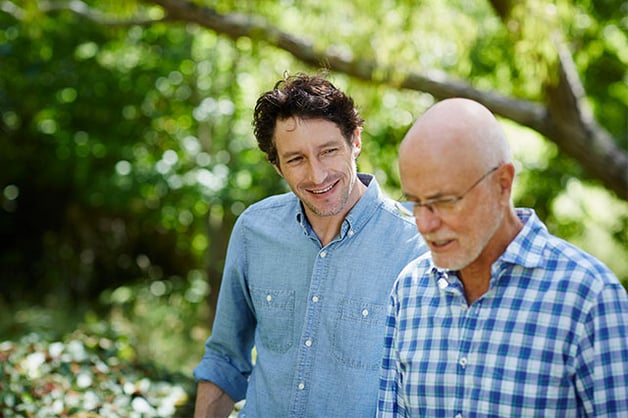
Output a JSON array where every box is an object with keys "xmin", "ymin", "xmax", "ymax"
[
  {"xmin": 308, "ymin": 181, "xmax": 338, "ymax": 194},
  {"xmin": 427, "ymin": 238, "xmax": 454, "ymax": 249}
]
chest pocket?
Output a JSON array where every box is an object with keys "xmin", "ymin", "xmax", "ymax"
[
  {"xmin": 250, "ymin": 287, "xmax": 295, "ymax": 353},
  {"xmin": 332, "ymin": 299, "xmax": 387, "ymax": 370}
]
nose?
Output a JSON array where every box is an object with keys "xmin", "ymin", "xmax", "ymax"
[
  {"xmin": 414, "ymin": 206, "xmax": 441, "ymax": 234},
  {"xmin": 307, "ymin": 159, "xmax": 327, "ymax": 184}
]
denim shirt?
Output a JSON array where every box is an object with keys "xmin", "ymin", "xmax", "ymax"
[{"xmin": 194, "ymin": 174, "xmax": 426, "ymax": 417}]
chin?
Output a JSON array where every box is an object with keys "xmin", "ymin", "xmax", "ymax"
[{"xmin": 432, "ymin": 256, "xmax": 468, "ymax": 272}]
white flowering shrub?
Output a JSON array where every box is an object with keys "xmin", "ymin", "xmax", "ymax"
[{"xmin": 0, "ymin": 332, "xmax": 194, "ymax": 418}]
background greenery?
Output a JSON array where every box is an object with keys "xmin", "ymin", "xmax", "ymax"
[{"xmin": 1, "ymin": 0, "xmax": 626, "ymax": 416}]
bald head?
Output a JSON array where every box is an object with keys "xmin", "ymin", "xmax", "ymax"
[
  {"xmin": 398, "ymin": 98, "xmax": 522, "ymax": 279},
  {"xmin": 399, "ymin": 98, "xmax": 511, "ymax": 174}
]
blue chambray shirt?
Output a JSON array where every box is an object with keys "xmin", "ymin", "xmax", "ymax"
[
  {"xmin": 378, "ymin": 208, "xmax": 628, "ymax": 417},
  {"xmin": 194, "ymin": 174, "xmax": 427, "ymax": 417}
]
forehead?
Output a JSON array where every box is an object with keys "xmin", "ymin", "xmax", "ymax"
[
  {"xmin": 399, "ymin": 129, "xmax": 482, "ymax": 189},
  {"xmin": 274, "ymin": 117, "xmax": 347, "ymax": 151},
  {"xmin": 400, "ymin": 154, "xmax": 477, "ymax": 199}
]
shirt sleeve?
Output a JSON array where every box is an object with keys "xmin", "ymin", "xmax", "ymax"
[
  {"xmin": 378, "ymin": 283, "xmax": 407, "ymax": 417},
  {"xmin": 575, "ymin": 281, "xmax": 628, "ymax": 416},
  {"xmin": 193, "ymin": 218, "xmax": 256, "ymax": 402}
]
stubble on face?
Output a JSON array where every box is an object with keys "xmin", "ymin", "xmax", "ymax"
[
  {"xmin": 429, "ymin": 196, "xmax": 503, "ymax": 272},
  {"xmin": 274, "ymin": 118, "xmax": 363, "ymax": 221},
  {"xmin": 300, "ymin": 171, "xmax": 358, "ymax": 217}
]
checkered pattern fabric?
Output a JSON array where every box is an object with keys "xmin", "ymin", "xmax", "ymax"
[{"xmin": 378, "ymin": 209, "xmax": 628, "ymax": 417}]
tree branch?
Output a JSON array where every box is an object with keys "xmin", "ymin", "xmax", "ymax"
[
  {"xmin": 543, "ymin": 40, "xmax": 628, "ymax": 198},
  {"xmin": 15, "ymin": 0, "xmax": 625, "ymax": 199},
  {"xmin": 487, "ymin": 0, "xmax": 627, "ymax": 198},
  {"xmin": 145, "ymin": 0, "xmax": 627, "ymax": 200}
]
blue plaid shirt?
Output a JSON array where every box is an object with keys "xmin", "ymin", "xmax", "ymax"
[{"xmin": 378, "ymin": 208, "xmax": 628, "ymax": 417}]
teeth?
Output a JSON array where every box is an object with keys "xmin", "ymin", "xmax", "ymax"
[{"xmin": 311, "ymin": 184, "xmax": 334, "ymax": 194}]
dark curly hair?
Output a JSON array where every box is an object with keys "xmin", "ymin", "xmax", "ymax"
[{"xmin": 253, "ymin": 73, "xmax": 364, "ymax": 165}]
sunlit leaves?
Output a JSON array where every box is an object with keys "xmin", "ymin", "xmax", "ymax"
[
  {"xmin": 1, "ymin": 0, "xmax": 626, "ymax": 314},
  {"xmin": 502, "ymin": 0, "xmax": 561, "ymax": 96},
  {"xmin": 74, "ymin": 41, "xmax": 99, "ymax": 60}
]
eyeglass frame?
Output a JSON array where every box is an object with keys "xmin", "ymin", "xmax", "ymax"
[{"xmin": 405, "ymin": 165, "xmax": 501, "ymax": 216}]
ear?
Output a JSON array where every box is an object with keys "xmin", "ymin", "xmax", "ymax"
[
  {"xmin": 351, "ymin": 128, "xmax": 362, "ymax": 158},
  {"xmin": 273, "ymin": 163, "xmax": 283, "ymax": 177},
  {"xmin": 497, "ymin": 163, "xmax": 515, "ymax": 203}
]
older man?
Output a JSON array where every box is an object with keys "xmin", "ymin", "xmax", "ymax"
[{"xmin": 378, "ymin": 98, "xmax": 628, "ymax": 417}]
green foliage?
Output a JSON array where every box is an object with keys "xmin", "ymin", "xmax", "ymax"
[
  {"xmin": 507, "ymin": 123, "xmax": 628, "ymax": 285},
  {"xmin": 0, "ymin": 331, "xmax": 194, "ymax": 417},
  {"xmin": 97, "ymin": 270, "xmax": 212, "ymax": 373},
  {"xmin": 0, "ymin": 4, "xmax": 626, "ymax": 407},
  {"xmin": 569, "ymin": 0, "xmax": 628, "ymax": 143},
  {"xmin": 0, "ymin": 3, "xmax": 286, "ymax": 304},
  {"xmin": 0, "ymin": 271, "xmax": 214, "ymax": 416},
  {"xmin": 2, "ymin": 0, "xmax": 625, "ymax": 304}
]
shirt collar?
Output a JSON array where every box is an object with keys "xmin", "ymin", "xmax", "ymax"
[
  {"xmin": 295, "ymin": 173, "xmax": 381, "ymax": 240},
  {"xmin": 497, "ymin": 208, "xmax": 548, "ymax": 269},
  {"xmin": 426, "ymin": 208, "xmax": 548, "ymax": 286}
]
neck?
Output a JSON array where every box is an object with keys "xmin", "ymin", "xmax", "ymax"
[
  {"xmin": 311, "ymin": 217, "xmax": 345, "ymax": 247},
  {"xmin": 459, "ymin": 208, "xmax": 523, "ymax": 305},
  {"xmin": 308, "ymin": 179, "xmax": 367, "ymax": 247}
]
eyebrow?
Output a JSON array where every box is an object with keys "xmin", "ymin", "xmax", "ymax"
[{"xmin": 402, "ymin": 190, "xmax": 451, "ymax": 202}]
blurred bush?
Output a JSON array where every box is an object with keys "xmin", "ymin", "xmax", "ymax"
[
  {"xmin": 0, "ymin": 331, "xmax": 195, "ymax": 417},
  {"xmin": 0, "ymin": 271, "xmax": 217, "ymax": 417}
]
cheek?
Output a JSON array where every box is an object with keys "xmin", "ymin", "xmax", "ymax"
[
  {"xmin": 334, "ymin": 157, "xmax": 355, "ymax": 173},
  {"xmin": 279, "ymin": 167, "xmax": 304, "ymax": 188},
  {"xmin": 464, "ymin": 201, "xmax": 500, "ymax": 240},
  {"xmin": 446, "ymin": 207, "xmax": 484, "ymax": 239}
]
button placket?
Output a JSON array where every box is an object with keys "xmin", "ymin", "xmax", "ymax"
[{"xmin": 291, "ymin": 245, "xmax": 331, "ymax": 413}]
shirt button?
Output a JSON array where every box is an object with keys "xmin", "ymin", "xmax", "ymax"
[
  {"xmin": 305, "ymin": 339, "xmax": 312, "ymax": 347},
  {"xmin": 361, "ymin": 309, "xmax": 369, "ymax": 317},
  {"xmin": 455, "ymin": 414, "xmax": 462, "ymax": 418},
  {"xmin": 312, "ymin": 295, "xmax": 319, "ymax": 303},
  {"xmin": 348, "ymin": 230, "xmax": 354, "ymax": 237},
  {"xmin": 266, "ymin": 294, "xmax": 272, "ymax": 302},
  {"xmin": 298, "ymin": 382, "xmax": 305, "ymax": 390},
  {"xmin": 320, "ymin": 251, "xmax": 327, "ymax": 258},
  {"xmin": 459, "ymin": 357, "xmax": 468, "ymax": 368}
]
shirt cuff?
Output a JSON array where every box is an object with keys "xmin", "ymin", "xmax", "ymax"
[{"xmin": 193, "ymin": 353, "xmax": 249, "ymax": 402}]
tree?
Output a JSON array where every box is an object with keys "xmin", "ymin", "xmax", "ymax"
[
  {"xmin": 9, "ymin": 0, "xmax": 625, "ymax": 197},
  {"xmin": 1, "ymin": 0, "xmax": 626, "ymax": 318},
  {"xmin": 116, "ymin": 0, "xmax": 628, "ymax": 199}
]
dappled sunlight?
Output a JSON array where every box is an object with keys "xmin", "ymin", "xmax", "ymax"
[
  {"xmin": 1, "ymin": 0, "xmax": 625, "ymax": 415},
  {"xmin": 552, "ymin": 179, "xmax": 628, "ymax": 280},
  {"xmin": 503, "ymin": 120, "xmax": 628, "ymax": 283}
]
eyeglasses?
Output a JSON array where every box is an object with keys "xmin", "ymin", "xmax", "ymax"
[{"xmin": 406, "ymin": 165, "xmax": 500, "ymax": 216}]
